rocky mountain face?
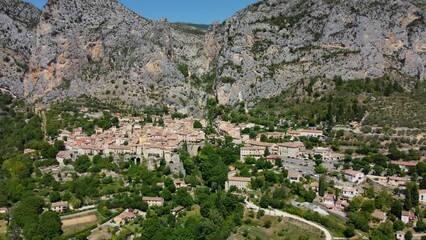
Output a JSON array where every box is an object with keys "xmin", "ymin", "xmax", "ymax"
[
  {"xmin": 23, "ymin": 0, "xmax": 212, "ymax": 112},
  {"xmin": 0, "ymin": 0, "xmax": 425, "ymax": 111},
  {"xmin": 215, "ymin": 0, "xmax": 426, "ymax": 106},
  {"xmin": 0, "ymin": 0, "xmax": 39, "ymax": 97}
]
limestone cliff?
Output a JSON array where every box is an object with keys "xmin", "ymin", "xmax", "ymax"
[
  {"xmin": 0, "ymin": 0, "xmax": 39, "ymax": 97},
  {"xmin": 215, "ymin": 0, "xmax": 426, "ymax": 105},
  {"xmin": 0, "ymin": 0, "xmax": 425, "ymax": 111}
]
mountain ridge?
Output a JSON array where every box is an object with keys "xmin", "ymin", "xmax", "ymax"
[{"xmin": 0, "ymin": 0, "xmax": 425, "ymax": 114}]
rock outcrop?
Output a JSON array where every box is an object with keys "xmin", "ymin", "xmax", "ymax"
[
  {"xmin": 0, "ymin": 0, "xmax": 425, "ymax": 110},
  {"xmin": 214, "ymin": 0, "xmax": 426, "ymax": 105},
  {"xmin": 24, "ymin": 0, "xmax": 205, "ymax": 111},
  {"xmin": 0, "ymin": 0, "xmax": 39, "ymax": 97}
]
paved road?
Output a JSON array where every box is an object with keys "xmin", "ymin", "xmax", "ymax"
[
  {"xmin": 244, "ymin": 201, "xmax": 332, "ymax": 240},
  {"xmin": 414, "ymin": 232, "xmax": 426, "ymax": 239}
]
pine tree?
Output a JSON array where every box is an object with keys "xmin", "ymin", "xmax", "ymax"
[
  {"xmin": 404, "ymin": 184, "xmax": 413, "ymax": 210},
  {"xmin": 411, "ymin": 183, "xmax": 419, "ymax": 207}
]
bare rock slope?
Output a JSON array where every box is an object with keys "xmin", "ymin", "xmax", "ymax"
[
  {"xmin": 0, "ymin": 0, "xmax": 425, "ymax": 110},
  {"xmin": 215, "ymin": 0, "xmax": 426, "ymax": 105}
]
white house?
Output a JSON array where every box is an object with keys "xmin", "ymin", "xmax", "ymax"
[
  {"xmin": 277, "ymin": 142, "xmax": 304, "ymax": 158},
  {"xmin": 287, "ymin": 129, "xmax": 323, "ymax": 139},
  {"xmin": 342, "ymin": 186, "xmax": 358, "ymax": 198},
  {"xmin": 51, "ymin": 201, "xmax": 69, "ymax": 213},
  {"xmin": 240, "ymin": 146, "xmax": 264, "ymax": 161},
  {"xmin": 143, "ymin": 197, "xmax": 164, "ymax": 207},
  {"xmin": 0, "ymin": 207, "xmax": 8, "ymax": 214},
  {"xmin": 225, "ymin": 176, "xmax": 251, "ymax": 191},
  {"xmin": 287, "ymin": 172, "xmax": 301, "ymax": 183},
  {"xmin": 342, "ymin": 169, "xmax": 365, "ymax": 183},
  {"xmin": 419, "ymin": 189, "xmax": 426, "ymax": 204}
]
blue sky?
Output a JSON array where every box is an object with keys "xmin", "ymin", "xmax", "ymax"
[{"xmin": 24, "ymin": 0, "xmax": 259, "ymax": 24}]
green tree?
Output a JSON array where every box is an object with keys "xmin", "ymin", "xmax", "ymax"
[
  {"xmin": 314, "ymin": 165, "xmax": 327, "ymax": 174},
  {"xmin": 174, "ymin": 188, "xmax": 193, "ymax": 208},
  {"xmin": 193, "ymin": 120, "xmax": 203, "ymax": 129},
  {"xmin": 405, "ymin": 182, "xmax": 419, "ymax": 210},
  {"xmin": 10, "ymin": 196, "xmax": 45, "ymax": 238},
  {"xmin": 73, "ymin": 155, "xmax": 91, "ymax": 173},
  {"xmin": 38, "ymin": 211, "xmax": 62, "ymax": 239},
  {"xmin": 391, "ymin": 200, "xmax": 403, "ymax": 218},
  {"xmin": 393, "ymin": 219, "xmax": 405, "ymax": 231},
  {"xmin": 366, "ymin": 185, "xmax": 375, "ymax": 198},
  {"xmin": 49, "ymin": 191, "xmax": 61, "ymax": 202},
  {"xmin": 275, "ymin": 158, "xmax": 282, "ymax": 167},
  {"xmin": 319, "ymin": 175, "xmax": 328, "ymax": 197},
  {"xmin": 259, "ymin": 195, "xmax": 271, "ymax": 208},
  {"xmin": 346, "ymin": 197, "xmax": 363, "ymax": 213},
  {"xmin": 264, "ymin": 147, "xmax": 270, "ymax": 157},
  {"xmin": 348, "ymin": 212, "xmax": 369, "ymax": 232},
  {"xmin": 161, "ymin": 188, "xmax": 172, "ymax": 201},
  {"xmin": 405, "ymin": 230, "xmax": 413, "ymax": 240},
  {"xmin": 370, "ymin": 221, "xmax": 394, "ymax": 240},
  {"xmin": 405, "ymin": 185, "xmax": 413, "ymax": 210},
  {"xmin": 198, "ymin": 145, "xmax": 228, "ymax": 190},
  {"xmin": 361, "ymin": 200, "xmax": 375, "ymax": 213},
  {"xmin": 416, "ymin": 219, "xmax": 426, "ymax": 232},
  {"xmin": 344, "ymin": 224, "xmax": 355, "ymax": 238}
]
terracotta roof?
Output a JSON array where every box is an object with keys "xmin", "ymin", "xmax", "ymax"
[
  {"xmin": 372, "ymin": 209, "xmax": 386, "ymax": 220},
  {"xmin": 278, "ymin": 142, "xmax": 304, "ymax": 148},
  {"xmin": 343, "ymin": 186, "xmax": 357, "ymax": 192},
  {"xmin": 402, "ymin": 210, "xmax": 414, "ymax": 217},
  {"xmin": 300, "ymin": 129, "xmax": 323, "ymax": 134},
  {"xmin": 143, "ymin": 197, "xmax": 164, "ymax": 202},
  {"xmin": 390, "ymin": 161, "xmax": 418, "ymax": 167},
  {"xmin": 116, "ymin": 211, "xmax": 135, "ymax": 220},
  {"xmin": 109, "ymin": 145, "xmax": 132, "ymax": 150},
  {"xmin": 388, "ymin": 176, "xmax": 410, "ymax": 181},
  {"xmin": 288, "ymin": 172, "xmax": 301, "ymax": 178},
  {"xmin": 342, "ymin": 169, "xmax": 362, "ymax": 176},
  {"xmin": 51, "ymin": 201, "xmax": 68, "ymax": 207},
  {"xmin": 228, "ymin": 176, "xmax": 251, "ymax": 182},
  {"xmin": 56, "ymin": 151, "xmax": 70, "ymax": 159},
  {"xmin": 246, "ymin": 140, "xmax": 275, "ymax": 147},
  {"xmin": 287, "ymin": 130, "xmax": 301, "ymax": 135},
  {"xmin": 241, "ymin": 146, "xmax": 265, "ymax": 151},
  {"xmin": 419, "ymin": 189, "xmax": 426, "ymax": 194},
  {"xmin": 324, "ymin": 194, "xmax": 335, "ymax": 200},
  {"xmin": 171, "ymin": 206, "xmax": 184, "ymax": 212}
]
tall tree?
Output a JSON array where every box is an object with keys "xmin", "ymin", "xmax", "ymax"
[
  {"xmin": 38, "ymin": 211, "xmax": 62, "ymax": 239},
  {"xmin": 319, "ymin": 175, "xmax": 328, "ymax": 197},
  {"xmin": 391, "ymin": 200, "xmax": 403, "ymax": 218}
]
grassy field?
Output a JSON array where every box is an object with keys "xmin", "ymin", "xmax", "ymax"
[
  {"xmin": 232, "ymin": 214, "xmax": 325, "ymax": 240},
  {"xmin": 0, "ymin": 220, "xmax": 7, "ymax": 239}
]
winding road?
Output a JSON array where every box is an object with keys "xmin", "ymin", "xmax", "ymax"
[{"xmin": 244, "ymin": 201, "xmax": 332, "ymax": 240}]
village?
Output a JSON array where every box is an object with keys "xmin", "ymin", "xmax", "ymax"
[{"xmin": 1, "ymin": 107, "xmax": 426, "ymax": 240}]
